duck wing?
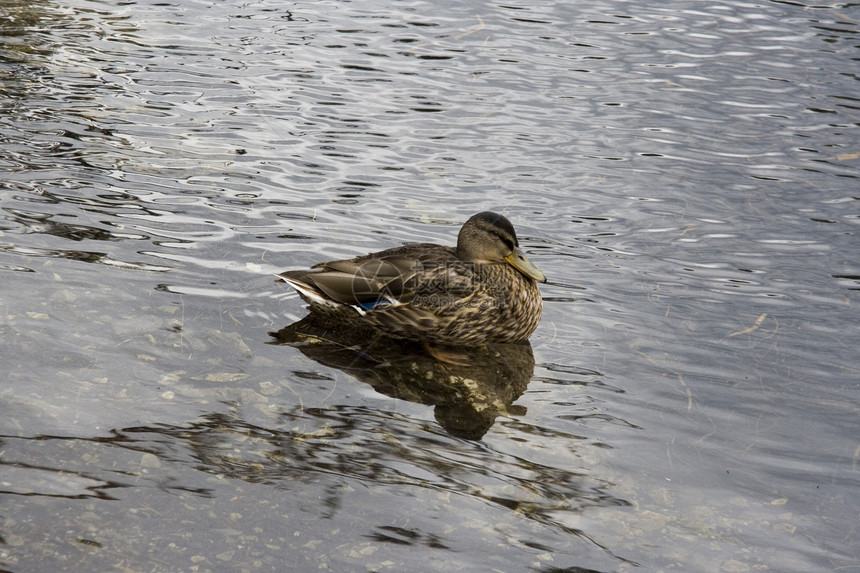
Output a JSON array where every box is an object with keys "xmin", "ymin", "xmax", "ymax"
[
  {"xmin": 282, "ymin": 244, "xmax": 459, "ymax": 308},
  {"xmin": 308, "ymin": 254, "xmax": 418, "ymax": 306}
]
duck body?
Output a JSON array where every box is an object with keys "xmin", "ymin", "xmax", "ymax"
[{"xmin": 278, "ymin": 212, "xmax": 545, "ymax": 345}]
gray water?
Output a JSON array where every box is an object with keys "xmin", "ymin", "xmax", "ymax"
[{"xmin": 1, "ymin": 0, "xmax": 858, "ymax": 571}]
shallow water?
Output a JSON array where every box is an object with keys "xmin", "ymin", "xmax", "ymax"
[{"xmin": 1, "ymin": 0, "xmax": 858, "ymax": 571}]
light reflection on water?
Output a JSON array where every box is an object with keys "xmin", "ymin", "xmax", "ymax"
[{"xmin": 1, "ymin": 0, "xmax": 858, "ymax": 571}]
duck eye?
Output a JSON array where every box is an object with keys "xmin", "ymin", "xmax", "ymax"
[{"xmin": 487, "ymin": 225, "xmax": 515, "ymax": 252}]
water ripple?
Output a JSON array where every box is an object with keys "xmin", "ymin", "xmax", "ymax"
[{"xmin": 1, "ymin": 0, "xmax": 858, "ymax": 571}]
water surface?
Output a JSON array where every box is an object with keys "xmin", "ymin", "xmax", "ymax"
[{"xmin": 1, "ymin": 0, "xmax": 858, "ymax": 571}]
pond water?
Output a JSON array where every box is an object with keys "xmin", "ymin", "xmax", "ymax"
[{"xmin": 1, "ymin": 0, "xmax": 858, "ymax": 571}]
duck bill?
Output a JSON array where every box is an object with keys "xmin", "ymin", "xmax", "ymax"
[{"xmin": 504, "ymin": 248, "xmax": 547, "ymax": 283}]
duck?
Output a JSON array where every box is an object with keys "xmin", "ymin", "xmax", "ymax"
[{"xmin": 277, "ymin": 211, "xmax": 546, "ymax": 355}]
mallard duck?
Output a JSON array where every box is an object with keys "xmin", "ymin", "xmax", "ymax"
[{"xmin": 277, "ymin": 211, "xmax": 546, "ymax": 347}]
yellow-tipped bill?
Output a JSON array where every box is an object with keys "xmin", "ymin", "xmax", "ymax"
[{"xmin": 504, "ymin": 248, "xmax": 546, "ymax": 283}]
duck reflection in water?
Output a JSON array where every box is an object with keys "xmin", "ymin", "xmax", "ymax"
[{"xmin": 270, "ymin": 317, "xmax": 534, "ymax": 440}]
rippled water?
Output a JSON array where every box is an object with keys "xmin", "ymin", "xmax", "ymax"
[{"xmin": 2, "ymin": 0, "xmax": 858, "ymax": 571}]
